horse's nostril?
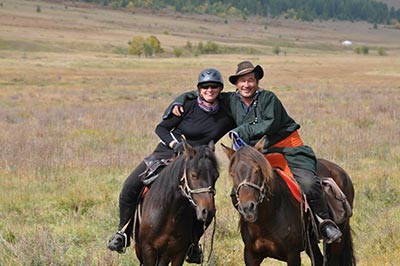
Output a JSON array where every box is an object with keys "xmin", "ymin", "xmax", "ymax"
[
  {"xmin": 202, "ymin": 208, "xmax": 208, "ymax": 218},
  {"xmin": 242, "ymin": 201, "xmax": 256, "ymax": 213},
  {"xmin": 197, "ymin": 207, "xmax": 211, "ymax": 222},
  {"xmin": 249, "ymin": 202, "xmax": 256, "ymax": 211}
]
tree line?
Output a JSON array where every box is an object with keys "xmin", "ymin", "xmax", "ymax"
[{"xmin": 78, "ymin": 0, "xmax": 400, "ymax": 24}]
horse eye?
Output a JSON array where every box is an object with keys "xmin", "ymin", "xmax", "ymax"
[{"xmin": 190, "ymin": 171, "xmax": 198, "ymax": 179}]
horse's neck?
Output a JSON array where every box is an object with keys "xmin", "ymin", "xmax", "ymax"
[
  {"xmin": 148, "ymin": 159, "xmax": 187, "ymax": 209},
  {"xmin": 261, "ymin": 173, "xmax": 300, "ymax": 220}
]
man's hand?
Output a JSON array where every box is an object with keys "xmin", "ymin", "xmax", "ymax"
[
  {"xmin": 228, "ymin": 131, "xmax": 247, "ymax": 151},
  {"xmin": 172, "ymin": 105, "xmax": 184, "ymax": 117},
  {"xmin": 173, "ymin": 142, "xmax": 185, "ymax": 154}
]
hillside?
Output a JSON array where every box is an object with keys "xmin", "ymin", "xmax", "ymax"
[
  {"xmin": 379, "ymin": 0, "xmax": 400, "ymax": 9},
  {"xmin": 45, "ymin": 0, "xmax": 400, "ymax": 23},
  {"xmin": 2, "ymin": 0, "xmax": 400, "ymax": 57}
]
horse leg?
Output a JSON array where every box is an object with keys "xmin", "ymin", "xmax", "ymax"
[
  {"xmin": 134, "ymin": 244, "xmax": 143, "ymax": 265},
  {"xmin": 170, "ymin": 252, "xmax": 186, "ymax": 266},
  {"xmin": 286, "ymin": 252, "xmax": 301, "ymax": 266},
  {"xmin": 243, "ymin": 248, "xmax": 264, "ymax": 266},
  {"xmin": 141, "ymin": 245, "xmax": 159, "ymax": 266},
  {"xmin": 157, "ymin": 257, "xmax": 171, "ymax": 266},
  {"xmin": 325, "ymin": 222, "xmax": 356, "ymax": 266},
  {"xmin": 305, "ymin": 242, "xmax": 323, "ymax": 266}
]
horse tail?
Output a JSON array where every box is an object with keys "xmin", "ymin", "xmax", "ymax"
[
  {"xmin": 326, "ymin": 221, "xmax": 356, "ymax": 266},
  {"xmin": 340, "ymin": 223, "xmax": 356, "ymax": 266}
]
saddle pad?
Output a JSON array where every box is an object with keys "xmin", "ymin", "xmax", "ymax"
[
  {"xmin": 266, "ymin": 153, "xmax": 302, "ymax": 203},
  {"xmin": 141, "ymin": 186, "xmax": 149, "ymax": 199}
]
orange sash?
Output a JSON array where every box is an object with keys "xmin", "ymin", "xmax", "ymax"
[{"xmin": 270, "ymin": 130, "xmax": 303, "ymax": 149}]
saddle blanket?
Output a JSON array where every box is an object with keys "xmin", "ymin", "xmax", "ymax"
[{"xmin": 265, "ymin": 153, "xmax": 302, "ymax": 203}]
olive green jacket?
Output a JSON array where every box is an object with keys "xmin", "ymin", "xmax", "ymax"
[{"xmin": 164, "ymin": 89, "xmax": 317, "ymax": 173}]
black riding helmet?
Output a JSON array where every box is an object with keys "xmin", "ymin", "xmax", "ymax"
[{"xmin": 197, "ymin": 68, "xmax": 224, "ymax": 90}]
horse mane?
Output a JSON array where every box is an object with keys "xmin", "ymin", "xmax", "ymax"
[
  {"xmin": 149, "ymin": 155, "xmax": 186, "ymax": 208},
  {"xmin": 190, "ymin": 145, "xmax": 219, "ymax": 171},
  {"xmin": 230, "ymin": 146, "xmax": 273, "ymax": 183},
  {"xmin": 232, "ymin": 147, "xmax": 298, "ymax": 203},
  {"xmin": 149, "ymin": 145, "xmax": 218, "ymax": 210}
]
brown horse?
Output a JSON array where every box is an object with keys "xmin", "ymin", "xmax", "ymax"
[
  {"xmin": 222, "ymin": 138, "xmax": 355, "ymax": 266},
  {"xmin": 134, "ymin": 140, "xmax": 219, "ymax": 266}
]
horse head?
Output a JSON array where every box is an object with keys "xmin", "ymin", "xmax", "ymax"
[
  {"xmin": 179, "ymin": 140, "xmax": 219, "ymax": 223},
  {"xmin": 222, "ymin": 137, "xmax": 273, "ymax": 222}
]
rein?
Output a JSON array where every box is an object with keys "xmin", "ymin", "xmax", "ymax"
[{"xmin": 178, "ymin": 158, "xmax": 217, "ymax": 265}]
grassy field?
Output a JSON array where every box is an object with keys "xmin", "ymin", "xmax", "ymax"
[{"xmin": 1, "ymin": 0, "xmax": 400, "ymax": 265}]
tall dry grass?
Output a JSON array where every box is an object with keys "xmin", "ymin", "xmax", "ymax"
[{"xmin": 1, "ymin": 0, "xmax": 400, "ymax": 265}]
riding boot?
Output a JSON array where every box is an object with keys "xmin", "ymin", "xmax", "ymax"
[
  {"xmin": 309, "ymin": 196, "xmax": 342, "ymax": 244},
  {"xmin": 186, "ymin": 217, "xmax": 206, "ymax": 264},
  {"xmin": 107, "ymin": 201, "xmax": 136, "ymax": 253},
  {"xmin": 186, "ymin": 243, "xmax": 203, "ymax": 264}
]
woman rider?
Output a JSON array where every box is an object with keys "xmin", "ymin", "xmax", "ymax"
[{"xmin": 107, "ymin": 68, "xmax": 235, "ymax": 263}]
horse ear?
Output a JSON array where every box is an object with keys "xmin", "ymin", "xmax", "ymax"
[
  {"xmin": 208, "ymin": 140, "xmax": 215, "ymax": 152},
  {"xmin": 254, "ymin": 135, "xmax": 267, "ymax": 153},
  {"xmin": 221, "ymin": 143, "xmax": 235, "ymax": 159},
  {"xmin": 183, "ymin": 139, "xmax": 195, "ymax": 156}
]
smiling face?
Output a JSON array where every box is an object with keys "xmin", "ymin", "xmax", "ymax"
[
  {"xmin": 198, "ymin": 82, "xmax": 222, "ymax": 103},
  {"xmin": 236, "ymin": 72, "xmax": 258, "ymax": 105}
]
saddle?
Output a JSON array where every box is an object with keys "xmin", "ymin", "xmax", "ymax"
[
  {"xmin": 320, "ymin": 177, "xmax": 353, "ymax": 224},
  {"xmin": 265, "ymin": 153, "xmax": 352, "ymax": 225},
  {"xmin": 140, "ymin": 154, "xmax": 173, "ymax": 186}
]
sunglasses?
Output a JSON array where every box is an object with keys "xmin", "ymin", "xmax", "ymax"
[{"xmin": 199, "ymin": 84, "xmax": 220, "ymax": 90}]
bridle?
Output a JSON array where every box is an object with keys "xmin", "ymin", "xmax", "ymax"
[
  {"xmin": 235, "ymin": 177, "xmax": 268, "ymax": 206},
  {"xmin": 178, "ymin": 165, "xmax": 216, "ymax": 208}
]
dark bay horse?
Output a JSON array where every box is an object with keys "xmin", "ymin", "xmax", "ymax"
[
  {"xmin": 134, "ymin": 140, "xmax": 219, "ymax": 266},
  {"xmin": 222, "ymin": 138, "xmax": 355, "ymax": 266}
]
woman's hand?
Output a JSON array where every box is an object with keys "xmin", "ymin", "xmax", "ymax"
[{"xmin": 172, "ymin": 105, "xmax": 184, "ymax": 117}]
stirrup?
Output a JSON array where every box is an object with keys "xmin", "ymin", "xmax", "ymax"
[
  {"xmin": 319, "ymin": 219, "xmax": 342, "ymax": 244},
  {"xmin": 108, "ymin": 231, "xmax": 128, "ymax": 254}
]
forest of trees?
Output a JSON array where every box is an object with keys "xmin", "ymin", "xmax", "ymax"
[{"xmin": 78, "ymin": 0, "xmax": 400, "ymax": 24}]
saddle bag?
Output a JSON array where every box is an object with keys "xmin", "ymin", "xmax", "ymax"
[{"xmin": 321, "ymin": 177, "xmax": 352, "ymax": 224}]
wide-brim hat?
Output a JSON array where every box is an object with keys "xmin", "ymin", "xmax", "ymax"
[{"xmin": 229, "ymin": 61, "xmax": 264, "ymax": 85}]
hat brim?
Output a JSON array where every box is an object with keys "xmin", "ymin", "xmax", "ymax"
[{"xmin": 229, "ymin": 65, "xmax": 264, "ymax": 85}]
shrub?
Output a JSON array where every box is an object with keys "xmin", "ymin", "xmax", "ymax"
[
  {"xmin": 129, "ymin": 36, "xmax": 144, "ymax": 57},
  {"xmin": 185, "ymin": 40, "xmax": 192, "ymax": 51},
  {"xmin": 377, "ymin": 47, "xmax": 387, "ymax": 56},
  {"xmin": 361, "ymin": 46, "xmax": 369, "ymax": 55},
  {"xmin": 272, "ymin": 45, "xmax": 281, "ymax": 55},
  {"xmin": 173, "ymin": 47, "xmax": 183, "ymax": 58},
  {"xmin": 354, "ymin": 45, "xmax": 369, "ymax": 55},
  {"xmin": 146, "ymin": 35, "xmax": 163, "ymax": 53},
  {"xmin": 143, "ymin": 42, "xmax": 153, "ymax": 57},
  {"xmin": 197, "ymin": 41, "xmax": 219, "ymax": 54},
  {"xmin": 128, "ymin": 35, "xmax": 163, "ymax": 57}
]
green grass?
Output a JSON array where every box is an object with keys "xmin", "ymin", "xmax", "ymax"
[{"xmin": 0, "ymin": 0, "xmax": 400, "ymax": 265}]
